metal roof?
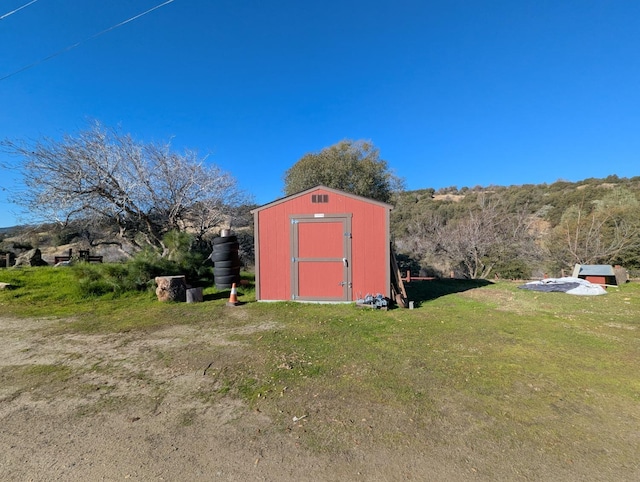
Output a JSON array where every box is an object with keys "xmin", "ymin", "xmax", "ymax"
[{"xmin": 572, "ymin": 264, "xmax": 616, "ymax": 277}]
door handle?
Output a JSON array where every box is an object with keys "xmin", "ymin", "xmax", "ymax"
[{"xmin": 343, "ymin": 258, "xmax": 348, "ymax": 267}]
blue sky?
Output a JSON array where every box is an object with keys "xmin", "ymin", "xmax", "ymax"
[{"xmin": 1, "ymin": 0, "xmax": 639, "ymax": 227}]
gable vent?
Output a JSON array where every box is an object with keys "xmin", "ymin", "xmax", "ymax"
[{"xmin": 311, "ymin": 194, "xmax": 329, "ymax": 203}]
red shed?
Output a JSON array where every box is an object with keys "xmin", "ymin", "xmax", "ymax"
[{"xmin": 251, "ymin": 186, "xmax": 393, "ymax": 302}]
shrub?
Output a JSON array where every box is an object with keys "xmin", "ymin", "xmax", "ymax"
[
  {"xmin": 53, "ymin": 227, "xmax": 81, "ymax": 246},
  {"xmin": 72, "ymin": 242, "xmax": 215, "ymax": 297},
  {"xmin": 493, "ymin": 258, "xmax": 531, "ymax": 280},
  {"xmin": 12, "ymin": 241, "xmax": 33, "ymax": 251}
]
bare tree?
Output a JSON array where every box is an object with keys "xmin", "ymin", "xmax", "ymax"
[
  {"xmin": 2, "ymin": 122, "xmax": 244, "ymax": 254},
  {"xmin": 438, "ymin": 195, "xmax": 541, "ymax": 279},
  {"xmin": 399, "ymin": 211, "xmax": 443, "ymax": 260},
  {"xmin": 547, "ymin": 189, "xmax": 640, "ymax": 267},
  {"xmin": 393, "ymin": 211, "xmax": 446, "ymax": 275},
  {"xmin": 439, "ymin": 196, "xmax": 501, "ymax": 279}
]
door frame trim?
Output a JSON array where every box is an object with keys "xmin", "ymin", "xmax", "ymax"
[{"xmin": 290, "ymin": 213, "xmax": 352, "ymax": 301}]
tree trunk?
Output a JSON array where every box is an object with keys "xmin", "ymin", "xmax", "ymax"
[
  {"xmin": 186, "ymin": 287, "xmax": 203, "ymax": 303},
  {"xmin": 155, "ymin": 275, "xmax": 186, "ymax": 302}
]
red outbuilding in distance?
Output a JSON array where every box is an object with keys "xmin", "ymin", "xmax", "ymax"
[{"xmin": 251, "ymin": 186, "xmax": 393, "ymax": 302}]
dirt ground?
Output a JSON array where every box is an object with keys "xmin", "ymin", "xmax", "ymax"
[
  {"xmin": 0, "ymin": 314, "xmax": 636, "ymax": 481},
  {"xmin": 0, "ymin": 315, "xmax": 474, "ymax": 481}
]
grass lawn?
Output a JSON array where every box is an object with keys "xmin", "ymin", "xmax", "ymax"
[{"xmin": 1, "ymin": 267, "xmax": 639, "ymax": 478}]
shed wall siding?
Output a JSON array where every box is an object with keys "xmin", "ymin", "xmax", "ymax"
[
  {"xmin": 256, "ymin": 188, "xmax": 389, "ymax": 301},
  {"xmin": 585, "ymin": 276, "xmax": 607, "ymax": 286}
]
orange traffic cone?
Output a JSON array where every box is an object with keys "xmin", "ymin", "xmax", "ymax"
[{"xmin": 226, "ymin": 282, "xmax": 239, "ymax": 306}]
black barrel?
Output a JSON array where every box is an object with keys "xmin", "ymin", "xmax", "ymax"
[{"xmin": 211, "ymin": 234, "xmax": 241, "ymax": 289}]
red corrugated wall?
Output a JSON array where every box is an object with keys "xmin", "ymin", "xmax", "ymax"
[{"xmin": 254, "ymin": 187, "xmax": 390, "ymax": 301}]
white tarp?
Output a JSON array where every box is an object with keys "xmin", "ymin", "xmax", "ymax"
[{"xmin": 518, "ymin": 277, "xmax": 607, "ymax": 296}]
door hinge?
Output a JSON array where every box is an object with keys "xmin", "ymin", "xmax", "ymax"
[
  {"xmin": 291, "ymin": 257, "xmax": 297, "ymax": 263},
  {"xmin": 291, "ymin": 219, "xmax": 299, "ymax": 224},
  {"xmin": 344, "ymin": 232, "xmax": 352, "ymax": 238}
]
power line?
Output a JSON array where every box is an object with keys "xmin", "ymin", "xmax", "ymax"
[
  {"xmin": 0, "ymin": 0, "xmax": 176, "ymax": 82},
  {"xmin": 0, "ymin": 0, "xmax": 39, "ymax": 20}
]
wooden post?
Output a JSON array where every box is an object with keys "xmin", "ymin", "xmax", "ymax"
[
  {"xmin": 186, "ymin": 287, "xmax": 203, "ymax": 303},
  {"xmin": 389, "ymin": 245, "xmax": 408, "ymax": 308}
]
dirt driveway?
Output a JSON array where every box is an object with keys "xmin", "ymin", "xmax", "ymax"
[
  {"xmin": 3, "ymin": 312, "xmax": 638, "ymax": 482},
  {"xmin": 0, "ymin": 315, "xmax": 472, "ymax": 481}
]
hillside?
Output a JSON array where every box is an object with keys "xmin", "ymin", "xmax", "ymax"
[
  {"xmin": 393, "ymin": 175, "xmax": 640, "ymax": 229},
  {"xmin": 391, "ymin": 175, "xmax": 640, "ymax": 278}
]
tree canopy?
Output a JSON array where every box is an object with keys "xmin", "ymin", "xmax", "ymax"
[
  {"xmin": 283, "ymin": 140, "xmax": 403, "ymax": 203},
  {"xmin": 2, "ymin": 122, "xmax": 244, "ymax": 254}
]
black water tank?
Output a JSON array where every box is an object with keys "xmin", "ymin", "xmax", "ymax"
[{"xmin": 211, "ymin": 233, "xmax": 241, "ymax": 289}]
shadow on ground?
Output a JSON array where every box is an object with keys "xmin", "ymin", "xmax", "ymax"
[
  {"xmin": 203, "ymin": 291, "xmax": 233, "ymax": 302},
  {"xmin": 404, "ymin": 279, "xmax": 493, "ymax": 307},
  {"xmin": 203, "ymin": 288, "xmax": 251, "ymax": 303}
]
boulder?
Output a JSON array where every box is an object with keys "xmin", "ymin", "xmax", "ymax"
[{"xmin": 14, "ymin": 249, "xmax": 48, "ymax": 267}]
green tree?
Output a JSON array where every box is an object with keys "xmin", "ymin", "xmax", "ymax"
[{"xmin": 283, "ymin": 140, "xmax": 403, "ymax": 203}]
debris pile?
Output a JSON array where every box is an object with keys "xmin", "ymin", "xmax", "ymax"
[{"xmin": 356, "ymin": 293, "xmax": 389, "ymax": 309}]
